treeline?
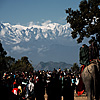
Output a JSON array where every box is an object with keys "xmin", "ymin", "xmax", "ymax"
[
  {"xmin": 0, "ymin": 42, "xmax": 33, "ymax": 76},
  {"xmin": 0, "ymin": 41, "xmax": 80, "ymax": 76}
]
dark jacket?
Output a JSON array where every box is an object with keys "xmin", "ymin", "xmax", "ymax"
[
  {"xmin": 89, "ymin": 41, "xmax": 99, "ymax": 60},
  {"xmin": 34, "ymin": 75, "xmax": 45, "ymax": 100},
  {"xmin": 79, "ymin": 44, "xmax": 89, "ymax": 66}
]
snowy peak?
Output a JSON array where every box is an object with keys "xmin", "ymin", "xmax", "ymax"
[
  {"xmin": 0, "ymin": 21, "xmax": 72, "ymax": 44},
  {"xmin": 0, "ymin": 21, "xmax": 79, "ymax": 65}
]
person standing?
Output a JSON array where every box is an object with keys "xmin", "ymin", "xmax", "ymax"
[
  {"xmin": 34, "ymin": 74, "xmax": 45, "ymax": 100},
  {"xmin": 63, "ymin": 74, "xmax": 74, "ymax": 100},
  {"xmin": 47, "ymin": 73, "xmax": 61, "ymax": 100},
  {"xmin": 26, "ymin": 77, "xmax": 35, "ymax": 100}
]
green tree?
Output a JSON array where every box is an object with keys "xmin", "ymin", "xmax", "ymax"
[
  {"xmin": 0, "ymin": 56, "xmax": 15, "ymax": 74},
  {"xmin": 0, "ymin": 41, "xmax": 7, "ymax": 57},
  {"xmin": 71, "ymin": 63, "xmax": 79, "ymax": 73},
  {"xmin": 0, "ymin": 41, "xmax": 34, "ymax": 74},
  {"xmin": 66, "ymin": 0, "xmax": 100, "ymax": 43},
  {"xmin": 11, "ymin": 56, "xmax": 34, "ymax": 72},
  {"xmin": 0, "ymin": 41, "xmax": 8, "ymax": 74}
]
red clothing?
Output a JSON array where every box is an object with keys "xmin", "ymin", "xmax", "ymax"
[
  {"xmin": 12, "ymin": 88, "xmax": 18, "ymax": 95},
  {"xmin": 77, "ymin": 65, "xmax": 85, "ymax": 96},
  {"xmin": 13, "ymin": 81, "xmax": 16, "ymax": 85}
]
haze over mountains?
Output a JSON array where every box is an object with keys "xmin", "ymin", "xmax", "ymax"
[
  {"xmin": 0, "ymin": 20, "xmax": 80, "ymax": 67},
  {"xmin": 34, "ymin": 61, "xmax": 73, "ymax": 71}
]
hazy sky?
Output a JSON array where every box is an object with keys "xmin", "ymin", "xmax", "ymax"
[{"xmin": 0, "ymin": 0, "xmax": 82, "ymax": 25}]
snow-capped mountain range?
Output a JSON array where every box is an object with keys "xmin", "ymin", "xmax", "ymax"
[
  {"xmin": 0, "ymin": 20, "xmax": 72, "ymax": 44},
  {"xmin": 0, "ymin": 21, "xmax": 79, "ymax": 66}
]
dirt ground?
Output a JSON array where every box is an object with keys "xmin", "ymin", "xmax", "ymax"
[
  {"xmin": 35, "ymin": 94, "xmax": 87, "ymax": 100},
  {"xmin": 74, "ymin": 93, "xmax": 87, "ymax": 100},
  {"xmin": 35, "ymin": 89, "xmax": 87, "ymax": 100},
  {"xmin": 44, "ymin": 91, "xmax": 87, "ymax": 100},
  {"xmin": 74, "ymin": 96, "xmax": 87, "ymax": 100}
]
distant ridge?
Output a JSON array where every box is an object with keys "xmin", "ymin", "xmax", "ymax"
[{"xmin": 34, "ymin": 61, "xmax": 72, "ymax": 71}]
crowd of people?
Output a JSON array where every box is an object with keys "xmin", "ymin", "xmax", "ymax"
[{"xmin": 0, "ymin": 68, "xmax": 80, "ymax": 100}]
